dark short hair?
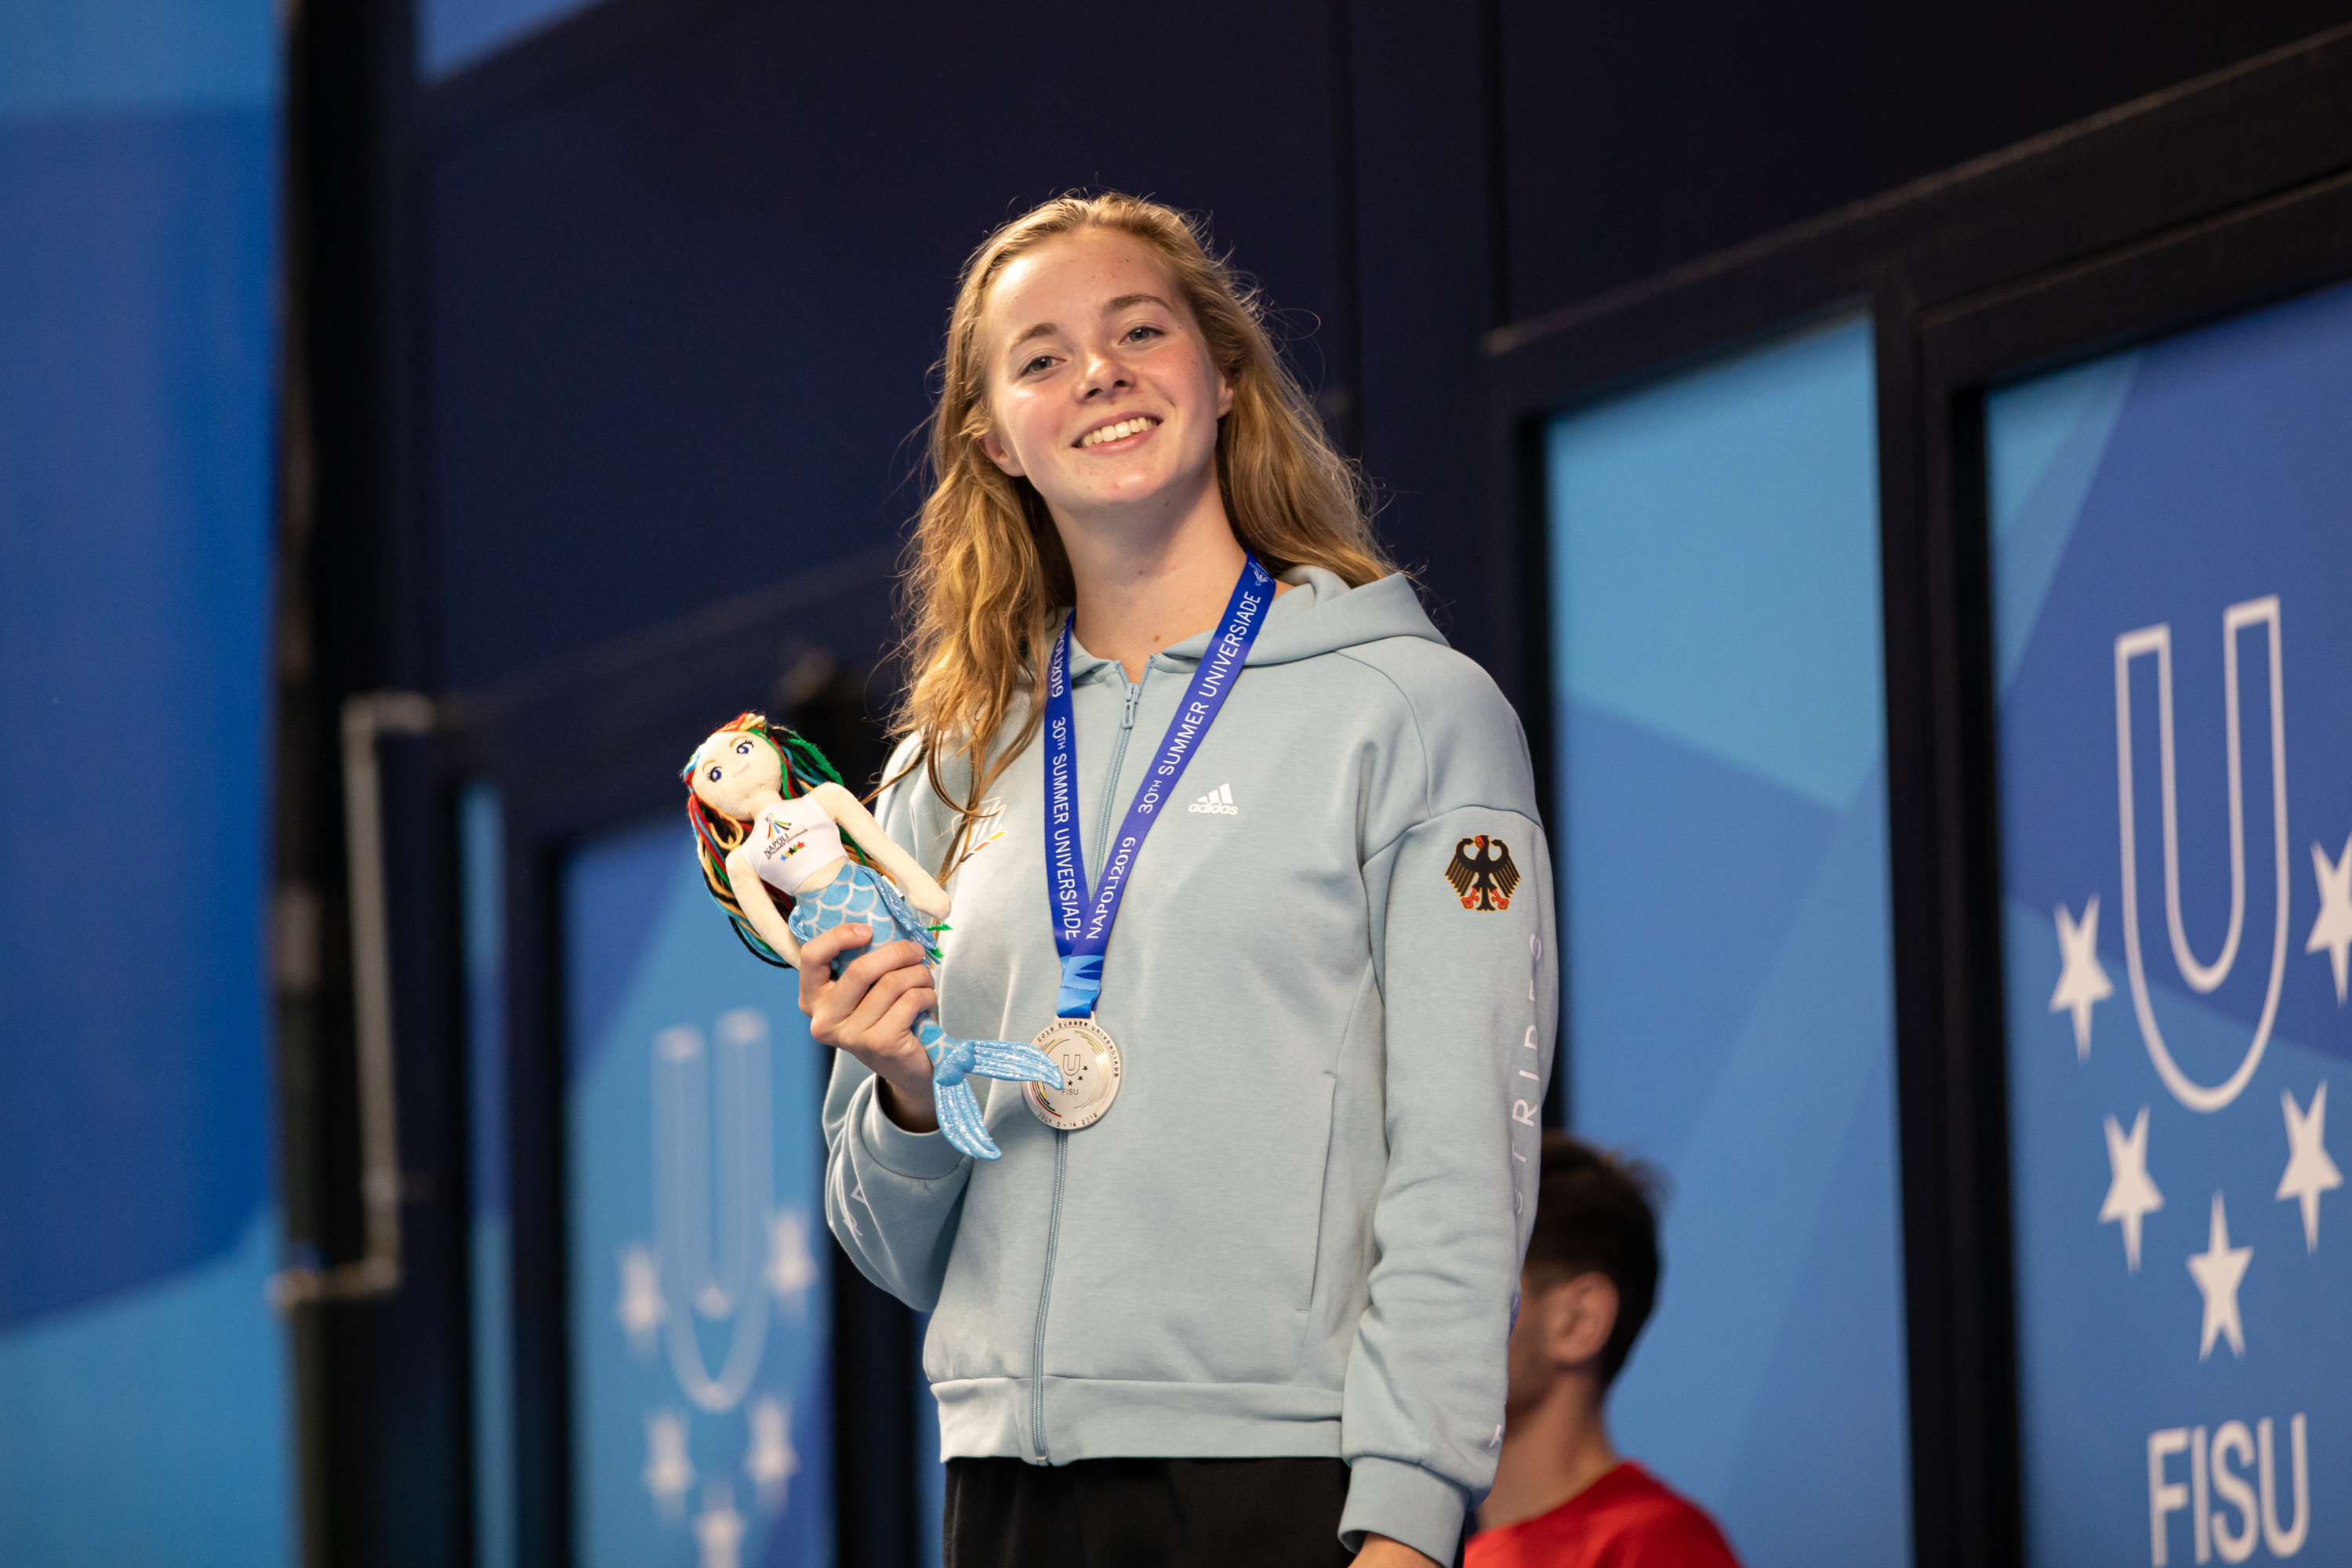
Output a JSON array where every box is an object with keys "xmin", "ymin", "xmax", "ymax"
[{"xmin": 1523, "ymin": 1131, "xmax": 1664, "ymax": 1388}]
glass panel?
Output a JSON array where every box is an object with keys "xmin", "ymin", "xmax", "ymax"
[
  {"xmin": 463, "ymin": 785, "xmax": 517, "ymax": 1568},
  {"xmin": 564, "ymin": 815, "xmax": 835, "ymax": 1566},
  {"xmin": 1990, "ymin": 280, "xmax": 2352, "ymax": 1565},
  {"xmin": 1544, "ymin": 313, "xmax": 1911, "ymax": 1566}
]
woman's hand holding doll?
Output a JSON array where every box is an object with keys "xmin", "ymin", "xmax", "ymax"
[
  {"xmin": 795, "ymin": 921, "xmax": 941, "ymax": 1132},
  {"xmin": 683, "ymin": 713, "xmax": 1060, "ymax": 1160}
]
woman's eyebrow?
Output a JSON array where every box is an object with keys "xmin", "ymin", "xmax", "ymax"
[{"xmin": 1007, "ymin": 294, "xmax": 1169, "ymax": 354}]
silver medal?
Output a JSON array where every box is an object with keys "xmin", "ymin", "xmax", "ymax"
[{"xmin": 1025, "ymin": 1016, "xmax": 1122, "ymax": 1131}]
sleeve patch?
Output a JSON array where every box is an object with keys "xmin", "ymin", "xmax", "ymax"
[{"xmin": 1441, "ymin": 834, "xmax": 1522, "ymax": 910}]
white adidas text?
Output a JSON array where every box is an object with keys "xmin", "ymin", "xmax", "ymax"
[{"xmin": 1188, "ymin": 782, "xmax": 1238, "ymax": 816}]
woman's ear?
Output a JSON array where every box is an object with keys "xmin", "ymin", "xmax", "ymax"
[
  {"xmin": 978, "ymin": 423, "xmax": 1025, "ymax": 478},
  {"xmin": 1215, "ymin": 369, "xmax": 1235, "ymax": 419}
]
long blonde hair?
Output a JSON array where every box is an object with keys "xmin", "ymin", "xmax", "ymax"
[{"xmin": 895, "ymin": 191, "xmax": 1398, "ymax": 863}]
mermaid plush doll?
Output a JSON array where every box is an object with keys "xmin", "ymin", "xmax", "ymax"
[{"xmin": 683, "ymin": 713, "xmax": 1060, "ymax": 1160}]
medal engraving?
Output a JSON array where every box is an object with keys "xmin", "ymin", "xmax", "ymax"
[{"xmin": 1025, "ymin": 1017, "xmax": 1122, "ymax": 1131}]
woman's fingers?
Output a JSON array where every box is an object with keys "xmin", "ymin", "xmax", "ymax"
[
  {"xmin": 796, "ymin": 923, "xmax": 868, "ymax": 1025},
  {"xmin": 863, "ymin": 977, "xmax": 938, "ymax": 1047},
  {"xmin": 793, "ymin": 926, "xmax": 938, "ymax": 1121},
  {"xmin": 825, "ymin": 943, "xmax": 929, "ymax": 1039},
  {"xmin": 800, "ymin": 929, "xmax": 936, "ymax": 1073},
  {"xmin": 833, "ymin": 938, "xmax": 931, "ymax": 996},
  {"xmin": 840, "ymin": 955, "xmax": 933, "ymax": 1041},
  {"xmin": 800, "ymin": 928, "xmax": 919, "ymax": 1029}
]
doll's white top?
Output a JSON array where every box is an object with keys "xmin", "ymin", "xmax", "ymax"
[{"xmin": 749, "ymin": 793, "xmax": 845, "ymax": 897}]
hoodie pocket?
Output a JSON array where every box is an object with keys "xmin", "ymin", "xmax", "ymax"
[
  {"xmin": 1298, "ymin": 966, "xmax": 1382, "ymax": 1317},
  {"xmin": 1035, "ymin": 1066, "xmax": 1339, "ymax": 1387}
]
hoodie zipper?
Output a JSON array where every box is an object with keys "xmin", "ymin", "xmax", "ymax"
[{"xmin": 1030, "ymin": 664, "xmax": 1145, "ymax": 1462}]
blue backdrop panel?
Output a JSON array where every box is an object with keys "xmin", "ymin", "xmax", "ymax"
[
  {"xmin": 465, "ymin": 786, "xmax": 520, "ymax": 1568},
  {"xmin": 564, "ymin": 816, "xmax": 835, "ymax": 1567},
  {"xmin": 0, "ymin": 1, "xmax": 291, "ymax": 1560},
  {"xmin": 1545, "ymin": 314, "xmax": 1911, "ymax": 1567},
  {"xmin": 1991, "ymin": 281, "xmax": 2352, "ymax": 1566}
]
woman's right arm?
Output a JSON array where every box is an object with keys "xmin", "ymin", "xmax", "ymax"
[{"xmin": 815, "ymin": 739, "xmax": 975, "ymax": 1308}]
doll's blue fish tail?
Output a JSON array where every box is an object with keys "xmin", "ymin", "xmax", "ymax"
[
  {"xmin": 961, "ymin": 1039, "xmax": 1065, "ymax": 1091},
  {"xmin": 934, "ymin": 1080, "xmax": 1002, "ymax": 1160},
  {"xmin": 914, "ymin": 1012, "xmax": 1058, "ymax": 1090}
]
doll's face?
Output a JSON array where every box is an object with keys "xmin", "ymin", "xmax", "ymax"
[{"xmin": 690, "ymin": 730, "xmax": 782, "ymax": 821}]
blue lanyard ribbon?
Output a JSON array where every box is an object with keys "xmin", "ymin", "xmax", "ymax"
[{"xmin": 1044, "ymin": 555, "xmax": 1276, "ymax": 1018}]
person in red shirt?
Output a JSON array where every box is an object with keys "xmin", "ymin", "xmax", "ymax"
[{"xmin": 1466, "ymin": 1134, "xmax": 1741, "ymax": 1568}]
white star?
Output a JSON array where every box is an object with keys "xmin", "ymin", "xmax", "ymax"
[
  {"xmin": 693, "ymin": 1483, "xmax": 746, "ymax": 1568},
  {"xmin": 767, "ymin": 1209, "xmax": 818, "ymax": 1307},
  {"xmin": 617, "ymin": 1245, "xmax": 665, "ymax": 1351},
  {"xmin": 746, "ymin": 1395, "xmax": 800, "ymax": 1509},
  {"xmin": 2187, "ymin": 1192, "xmax": 2253, "ymax": 1359},
  {"xmin": 2050, "ymin": 898, "xmax": 2114, "ymax": 1060},
  {"xmin": 2276, "ymin": 1082, "xmax": 2343, "ymax": 1252},
  {"xmin": 2099, "ymin": 1107, "xmax": 2165, "ymax": 1272},
  {"xmin": 643, "ymin": 1410, "xmax": 695, "ymax": 1511},
  {"xmin": 2306, "ymin": 837, "xmax": 2352, "ymax": 1003}
]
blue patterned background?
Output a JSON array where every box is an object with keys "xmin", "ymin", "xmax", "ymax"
[
  {"xmin": 1545, "ymin": 314, "xmax": 1913, "ymax": 1567},
  {"xmin": 1992, "ymin": 281, "xmax": 2352, "ymax": 1566}
]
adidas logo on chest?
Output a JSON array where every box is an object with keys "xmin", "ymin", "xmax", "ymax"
[{"xmin": 1187, "ymin": 782, "xmax": 1238, "ymax": 816}]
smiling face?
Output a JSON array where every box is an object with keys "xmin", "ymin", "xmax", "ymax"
[
  {"xmin": 975, "ymin": 227, "xmax": 1234, "ymax": 526},
  {"xmin": 689, "ymin": 728, "xmax": 783, "ymax": 822}
]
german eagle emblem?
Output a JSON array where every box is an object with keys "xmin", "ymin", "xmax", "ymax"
[{"xmin": 1444, "ymin": 834, "xmax": 1521, "ymax": 912}]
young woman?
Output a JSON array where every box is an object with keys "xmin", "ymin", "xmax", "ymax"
[{"xmin": 804, "ymin": 192, "xmax": 1558, "ymax": 1567}]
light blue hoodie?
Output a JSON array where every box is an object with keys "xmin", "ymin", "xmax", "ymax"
[{"xmin": 822, "ymin": 568, "xmax": 1559, "ymax": 1559}]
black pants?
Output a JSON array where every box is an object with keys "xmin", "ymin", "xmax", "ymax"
[{"xmin": 943, "ymin": 1456, "xmax": 1358, "ymax": 1568}]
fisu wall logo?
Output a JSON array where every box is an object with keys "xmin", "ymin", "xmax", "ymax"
[
  {"xmin": 613, "ymin": 1010, "xmax": 819, "ymax": 1567},
  {"xmin": 2058, "ymin": 597, "xmax": 2328, "ymax": 1563},
  {"xmin": 1991, "ymin": 285, "xmax": 2352, "ymax": 1568}
]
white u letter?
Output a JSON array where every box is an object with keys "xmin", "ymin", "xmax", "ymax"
[
  {"xmin": 652, "ymin": 1010, "xmax": 774, "ymax": 1412},
  {"xmin": 2114, "ymin": 597, "xmax": 2289, "ymax": 1112},
  {"xmin": 2258, "ymin": 1414, "xmax": 2309, "ymax": 1557}
]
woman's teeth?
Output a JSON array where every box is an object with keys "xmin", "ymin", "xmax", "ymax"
[{"xmin": 1080, "ymin": 417, "xmax": 1156, "ymax": 448}]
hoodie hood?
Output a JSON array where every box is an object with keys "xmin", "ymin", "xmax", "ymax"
[{"xmin": 1069, "ymin": 567, "xmax": 1445, "ymax": 681}]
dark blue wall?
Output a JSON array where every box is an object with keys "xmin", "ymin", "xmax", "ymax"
[
  {"xmin": 1497, "ymin": 0, "xmax": 2352, "ymax": 319},
  {"xmin": 423, "ymin": 0, "xmax": 2352, "ymax": 706},
  {"xmin": 428, "ymin": 0, "xmax": 1353, "ymax": 691}
]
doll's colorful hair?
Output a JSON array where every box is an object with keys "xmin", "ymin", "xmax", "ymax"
[{"xmin": 682, "ymin": 713, "xmax": 864, "ymax": 966}]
